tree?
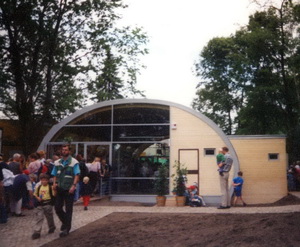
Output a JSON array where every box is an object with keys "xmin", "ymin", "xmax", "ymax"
[
  {"xmin": 0, "ymin": 0, "xmax": 148, "ymax": 154},
  {"xmin": 193, "ymin": 0, "xmax": 300, "ymax": 160},
  {"xmin": 193, "ymin": 37, "xmax": 250, "ymax": 134}
]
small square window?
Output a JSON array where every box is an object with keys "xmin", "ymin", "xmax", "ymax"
[
  {"xmin": 268, "ymin": 153, "xmax": 279, "ymax": 160},
  {"xmin": 204, "ymin": 148, "xmax": 215, "ymax": 156}
]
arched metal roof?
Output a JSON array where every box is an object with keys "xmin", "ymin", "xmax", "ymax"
[{"xmin": 38, "ymin": 98, "xmax": 240, "ymax": 172}]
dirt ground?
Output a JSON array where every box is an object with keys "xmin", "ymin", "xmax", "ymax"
[{"xmin": 42, "ymin": 195, "xmax": 300, "ymax": 247}]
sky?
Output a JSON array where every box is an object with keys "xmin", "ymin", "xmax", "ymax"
[{"xmin": 117, "ymin": 0, "xmax": 259, "ymax": 107}]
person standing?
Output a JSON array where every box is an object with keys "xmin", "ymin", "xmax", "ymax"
[
  {"xmin": 80, "ymin": 176, "xmax": 93, "ymax": 211},
  {"xmin": 218, "ymin": 146, "xmax": 233, "ymax": 209},
  {"xmin": 28, "ymin": 153, "xmax": 42, "ymax": 175},
  {"xmin": 0, "ymin": 154, "xmax": 9, "ymax": 182},
  {"xmin": 232, "ymin": 171, "xmax": 246, "ymax": 207},
  {"xmin": 8, "ymin": 153, "xmax": 22, "ymax": 175},
  {"xmin": 87, "ymin": 157, "xmax": 101, "ymax": 195},
  {"xmin": 32, "ymin": 173, "xmax": 56, "ymax": 239},
  {"xmin": 74, "ymin": 154, "xmax": 88, "ymax": 202},
  {"xmin": 52, "ymin": 144, "xmax": 80, "ymax": 237},
  {"xmin": 11, "ymin": 170, "xmax": 34, "ymax": 216},
  {"xmin": 100, "ymin": 159, "xmax": 112, "ymax": 195}
]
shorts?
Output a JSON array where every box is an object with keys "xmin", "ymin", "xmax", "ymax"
[{"xmin": 234, "ymin": 189, "xmax": 242, "ymax": 197}]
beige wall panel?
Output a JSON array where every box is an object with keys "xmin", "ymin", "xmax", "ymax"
[
  {"xmin": 170, "ymin": 106, "xmax": 287, "ymax": 204},
  {"xmin": 170, "ymin": 107, "xmax": 229, "ymax": 196},
  {"xmin": 230, "ymin": 138, "xmax": 287, "ymax": 204},
  {"xmin": 186, "ymin": 174, "xmax": 198, "ymax": 186},
  {"xmin": 179, "ymin": 149, "xmax": 198, "ymax": 170}
]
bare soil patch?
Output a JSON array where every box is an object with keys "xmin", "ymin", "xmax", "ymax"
[
  {"xmin": 42, "ymin": 194, "xmax": 300, "ymax": 247},
  {"xmin": 42, "ymin": 212, "xmax": 300, "ymax": 247}
]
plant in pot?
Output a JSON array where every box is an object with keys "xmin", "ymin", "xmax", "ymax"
[
  {"xmin": 154, "ymin": 164, "xmax": 169, "ymax": 206},
  {"xmin": 172, "ymin": 161, "xmax": 188, "ymax": 206}
]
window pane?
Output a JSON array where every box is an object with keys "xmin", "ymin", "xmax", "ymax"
[
  {"xmin": 204, "ymin": 148, "xmax": 215, "ymax": 155},
  {"xmin": 67, "ymin": 106, "xmax": 112, "ymax": 125},
  {"xmin": 51, "ymin": 126, "xmax": 111, "ymax": 142},
  {"xmin": 269, "ymin": 153, "xmax": 279, "ymax": 160},
  {"xmin": 112, "ymin": 143, "xmax": 170, "ymax": 178},
  {"xmin": 113, "ymin": 104, "xmax": 170, "ymax": 124},
  {"xmin": 113, "ymin": 125, "xmax": 169, "ymax": 142}
]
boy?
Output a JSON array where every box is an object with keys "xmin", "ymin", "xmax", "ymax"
[
  {"xmin": 216, "ymin": 148, "xmax": 225, "ymax": 176},
  {"xmin": 32, "ymin": 173, "xmax": 56, "ymax": 240},
  {"xmin": 80, "ymin": 176, "xmax": 93, "ymax": 210},
  {"xmin": 232, "ymin": 171, "xmax": 246, "ymax": 207}
]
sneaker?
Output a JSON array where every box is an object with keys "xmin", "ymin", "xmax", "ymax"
[
  {"xmin": 84, "ymin": 206, "xmax": 88, "ymax": 210},
  {"xmin": 32, "ymin": 232, "xmax": 41, "ymax": 240},
  {"xmin": 243, "ymin": 202, "xmax": 247, "ymax": 207},
  {"xmin": 217, "ymin": 206, "xmax": 228, "ymax": 209},
  {"xmin": 48, "ymin": 227, "xmax": 56, "ymax": 234},
  {"xmin": 59, "ymin": 229, "xmax": 69, "ymax": 238}
]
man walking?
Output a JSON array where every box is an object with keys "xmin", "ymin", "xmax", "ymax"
[
  {"xmin": 218, "ymin": 146, "xmax": 233, "ymax": 209},
  {"xmin": 52, "ymin": 144, "xmax": 80, "ymax": 237}
]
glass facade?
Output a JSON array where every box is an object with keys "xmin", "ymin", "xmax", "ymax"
[{"xmin": 48, "ymin": 103, "xmax": 170, "ymax": 195}]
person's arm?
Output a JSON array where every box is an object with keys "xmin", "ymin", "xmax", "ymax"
[
  {"xmin": 98, "ymin": 163, "xmax": 103, "ymax": 176},
  {"xmin": 52, "ymin": 176, "xmax": 57, "ymax": 190},
  {"xmin": 33, "ymin": 186, "xmax": 42, "ymax": 202},
  {"xmin": 100, "ymin": 166, "xmax": 105, "ymax": 177},
  {"xmin": 69, "ymin": 175, "xmax": 79, "ymax": 194},
  {"xmin": 26, "ymin": 180, "xmax": 33, "ymax": 198},
  {"xmin": 218, "ymin": 162, "xmax": 224, "ymax": 168},
  {"xmin": 51, "ymin": 166, "xmax": 58, "ymax": 190},
  {"xmin": 69, "ymin": 163, "xmax": 80, "ymax": 194}
]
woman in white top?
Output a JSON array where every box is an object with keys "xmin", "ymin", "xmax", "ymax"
[{"xmin": 87, "ymin": 157, "xmax": 101, "ymax": 194}]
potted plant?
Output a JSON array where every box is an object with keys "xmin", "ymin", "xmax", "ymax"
[
  {"xmin": 154, "ymin": 164, "xmax": 169, "ymax": 206},
  {"xmin": 172, "ymin": 161, "xmax": 188, "ymax": 206}
]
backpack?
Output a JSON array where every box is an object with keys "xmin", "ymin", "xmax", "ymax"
[
  {"xmin": 37, "ymin": 162, "xmax": 48, "ymax": 180},
  {"xmin": 36, "ymin": 184, "xmax": 55, "ymax": 205}
]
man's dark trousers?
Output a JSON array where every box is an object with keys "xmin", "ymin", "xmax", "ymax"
[{"xmin": 55, "ymin": 187, "xmax": 74, "ymax": 232}]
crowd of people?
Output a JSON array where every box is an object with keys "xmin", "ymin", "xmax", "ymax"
[
  {"xmin": 0, "ymin": 145, "xmax": 112, "ymax": 240},
  {"xmin": 287, "ymin": 161, "xmax": 300, "ymax": 191}
]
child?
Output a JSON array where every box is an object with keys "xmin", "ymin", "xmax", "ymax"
[
  {"xmin": 187, "ymin": 182, "xmax": 198, "ymax": 198},
  {"xmin": 216, "ymin": 148, "xmax": 225, "ymax": 176},
  {"xmin": 187, "ymin": 182, "xmax": 207, "ymax": 207},
  {"xmin": 232, "ymin": 171, "xmax": 246, "ymax": 206},
  {"xmin": 81, "ymin": 176, "xmax": 93, "ymax": 210},
  {"xmin": 32, "ymin": 173, "xmax": 56, "ymax": 240}
]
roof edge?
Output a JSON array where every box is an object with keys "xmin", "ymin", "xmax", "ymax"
[{"xmin": 228, "ymin": 135, "xmax": 286, "ymax": 140}]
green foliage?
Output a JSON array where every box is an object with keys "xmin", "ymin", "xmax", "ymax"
[
  {"xmin": 171, "ymin": 161, "xmax": 187, "ymax": 196},
  {"xmin": 0, "ymin": 0, "xmax": 148, "ymax": 154},
  {"xmin": 193, "ymin": 0, "xmax": 300, "ymax": 161},
  {"xmin": 154, "ymin": 164, "xmax": 169, "ymax": 196},
  {"xmin": 193, "ymin": 36, "xmax": 250, "ymax": 134}
]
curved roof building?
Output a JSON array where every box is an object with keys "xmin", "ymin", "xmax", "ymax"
[{"xmin": 39, "ymin": 99, "xmax": 287, "ymax": 204}]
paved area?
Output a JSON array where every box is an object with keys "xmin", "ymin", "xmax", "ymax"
[{"xmin": 1, "ymin": 200, "xmax": 300, "ymax": 247}]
